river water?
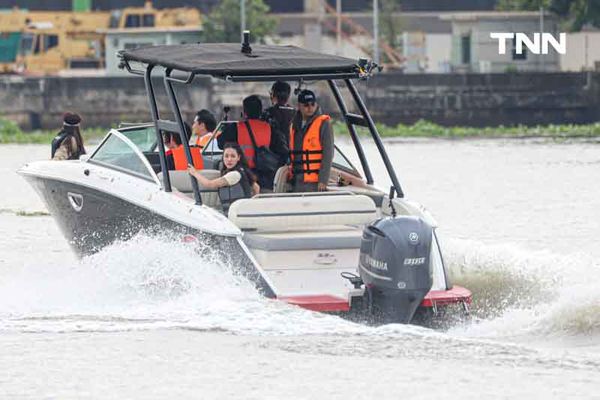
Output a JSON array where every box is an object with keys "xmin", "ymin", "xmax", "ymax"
[{"xmin": 1, "ymin": 140, "xmax": 599, "ymax": 399}]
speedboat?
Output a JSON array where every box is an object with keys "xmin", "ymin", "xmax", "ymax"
[{"xmin": 19, "ymin": 36, "xmax": 471, "ymax": 325}]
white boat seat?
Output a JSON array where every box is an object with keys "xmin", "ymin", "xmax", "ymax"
[
  {"xmin": 273, "ymin": 165, "xmax": 290, "ymax": 193},
  {"xmin": 160, "ymin": 170, "xmax": 222, "ymax": 208},
  {"xmin": 243, "ymin": 229, "xmax": 363, "ymax": 251},
  {"xmin": 228, "ymin": 193, "xmax": 376, "ymax": 231}
]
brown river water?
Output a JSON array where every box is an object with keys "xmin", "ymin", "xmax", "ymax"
[{"xmin": 0, "ymin": 140, "xmax": 599, "ymax": 399}]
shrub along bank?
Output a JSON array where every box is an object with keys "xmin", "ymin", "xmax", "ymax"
[{"xmin": 2, "ymin": 117, "xmax": 600, "ymax": 144}]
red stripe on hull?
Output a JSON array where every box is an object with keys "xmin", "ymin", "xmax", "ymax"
[
  {"xmin": 278, "ymin": 295, "xmax": 350, "ymax": 312},
  {"xmin": 420, "ymin": 285, "xmax": 472, "ymax": 307}
]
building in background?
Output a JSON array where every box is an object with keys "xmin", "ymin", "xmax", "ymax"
[
  {"xmin": 2, "ymin": 1, "xmax": 598, "ymax": 73},
  {"xmin": 560, "ymin": 27, "xmax": 600, "ymax": 71},
  {"xmin": 442, "ymin": 11, "xmax": 561, "ymax": 72}
]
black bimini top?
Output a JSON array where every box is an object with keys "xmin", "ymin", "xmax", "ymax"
[{"xmin": 121, "ymin": 43, "xmax": 361, "ymax": 79}]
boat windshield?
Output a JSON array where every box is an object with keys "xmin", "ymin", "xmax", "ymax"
[
  {"xmin": 89, "ymin": 132, "xmax": 156, "ymax": 181},
  {"xmin": 116, "ymin": 124, "xmax": 156, "ymax": 152}
]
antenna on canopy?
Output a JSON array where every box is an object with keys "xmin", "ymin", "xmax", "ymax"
[
  {"xmin": 294, "ymin": 78, "xmax": 305, "ymax": 95},
  {"xmin": 241, "ymin": 30, "xmax": 252, "ymax": 54}
]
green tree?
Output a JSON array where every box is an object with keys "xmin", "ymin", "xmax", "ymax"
[
  {"xmin": 497, "ymin": 0, "xmax": 600, "ymax": 31},
  {"xmin": 379, "ymin": 0, "xmax": 402, "ymax": 49},
  {"xmin": 551, "ymin": 0, "xmax": 600, "ymax": 30},
  {"xmin": 203, "ymin": 0, "xmax": 277, "ymax": 43},
  {"xmin": 496, "ymin": 0, "xmax": 551, "ymax": 11}
]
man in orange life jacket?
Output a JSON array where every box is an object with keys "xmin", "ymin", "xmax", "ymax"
[
  {"xmin": 192, "ymin": 109, "xmax": 217, "ymax": 148},
  {"xmin": 289, "ymin": 90, "xmax": 334, "ymax": 192},
  {"xmin": 217, "ymin": 95, "xmax": 287, "ymax": 190},
  {"xmin": 164, "ymin": 122, "xmax": 204, "ymax": 171}
]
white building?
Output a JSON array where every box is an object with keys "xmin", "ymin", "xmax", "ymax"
[
  {"xmin": 441, "ymin": 11, "xmax": 562, "ymax": 72},
  {"xmin": 560, "ymin": 29, "xmax": 600, "ymax": 71}
]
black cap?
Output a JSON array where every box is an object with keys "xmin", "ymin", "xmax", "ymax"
[
  {"xmin": 297, "ymin": 89, "xmax": 316, "ymax": 104},
  {"xmin": 63, "ymin": 112, "xmax": 81, "ymax": 126}
]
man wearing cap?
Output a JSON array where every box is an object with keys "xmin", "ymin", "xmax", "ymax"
[
  {"xmin": 51, "ymin": 112, "xmax": 86, "ymax": 161},
  {"xmin": 289, "ymin": 90, "xmax": 334, "ymax": 192}
]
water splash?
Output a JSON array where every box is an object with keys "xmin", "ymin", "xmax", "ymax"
[
  {"xmin": 0, "ymin": 233, "xmax": 377, "ymax": 336},
  {"xmin": 1, "ymin": 232, "xmax": 598, "ymax": 342},
  {"xmin": 445, "ymin": 238, "xmax": 600, "ymax": 339}
]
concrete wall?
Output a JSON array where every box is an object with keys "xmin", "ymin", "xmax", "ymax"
[
  {"xmin": 361, "ymin": 72, "xmax": 599, "ymax": 126},
  {"xmin": 1, "ymin": 72, "xmax": 598, "ymax": 130},
  {"xmin": 0, "ymin": 75, "xmax": 214, "ymax": 130}
]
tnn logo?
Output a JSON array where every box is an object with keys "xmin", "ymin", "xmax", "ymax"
[{"xmin": 490, "ymin": 33, "xmax": 566, "ymax": 55}]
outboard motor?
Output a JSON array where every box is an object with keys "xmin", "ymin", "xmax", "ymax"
[{"xmin": 359, "ymin": 216, "xmax": 433, "ymax": 324}]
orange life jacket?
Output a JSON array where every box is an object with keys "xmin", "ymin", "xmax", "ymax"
[
  {"xmin": 195, "ymin": 132, "xmax": 213, "ymax": 148},
  {"xmin": 172, "ymin": 145, "xmax": 204, "ymax": 170},
  {"xmin": 289, "ymin": 115, "xmax": 329, "ymax": 183},
  {"xmin": 237, "ymin": 119, "xmax": 271, "ymax": 169}
]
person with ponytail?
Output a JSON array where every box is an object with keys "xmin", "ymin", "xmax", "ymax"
[{"xmin": 51, "ymin": 112, "xmax": 86, "ymax": 161}]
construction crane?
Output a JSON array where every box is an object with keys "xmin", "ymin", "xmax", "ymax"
[
  {"xmin": 320, "ymin": 0, "xmax": 404, "ymax": 67},
  {"xmin": 0, "ymin": 2, "xmax": 201, "ymax": 75}
]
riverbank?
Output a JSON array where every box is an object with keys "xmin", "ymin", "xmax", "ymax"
[
  {"xmin": 368, "ymin": 120, "xmax": 600, "ymax": 139},
  {"xmin": 0, "ymin": 119, "xmax": 106, "ymax": 144},
  {"xmin": 2, "ymin": 117, "xmax": 600, "ymax": 144}
]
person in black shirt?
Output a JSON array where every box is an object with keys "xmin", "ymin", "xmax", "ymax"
[{"xmin": 262, "ymin": 81, "xmax": 295, "ymax": 150}]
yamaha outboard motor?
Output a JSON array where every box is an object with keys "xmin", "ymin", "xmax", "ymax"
[{"xmin": 359, "ymin": 216, "xmax": 433, "ymax": 324}]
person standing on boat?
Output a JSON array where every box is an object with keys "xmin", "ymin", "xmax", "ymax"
[
  {"xmin": 191, "ymin": 109, "xmax": 217, "ymax": 148},
  {"xmin": 217, "ymin": 95, "xmax": 287, "ymax": 190},
  {"xmin": 187, "ymin": 142, "xmax": 259, "ymax": 213},
  {"xmin": 263, "ymin": 81, "xmax": 295, "ymax": 149},
  {"xmin": 289, "ymin": 90, "xmax": 334, "ymax": 192},
  {"xmin": 51, "ymin": 112, "xmax": 86, "ymax": 161}
]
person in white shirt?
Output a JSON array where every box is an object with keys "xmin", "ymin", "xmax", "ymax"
[{"xmin": 187, "ymin": 142, "xmax": 259, "ymax": 212}]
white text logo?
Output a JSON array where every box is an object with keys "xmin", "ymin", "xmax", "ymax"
[{"xmin": 490, "ymin": 32, "xmax": 566, "ymax": 55}]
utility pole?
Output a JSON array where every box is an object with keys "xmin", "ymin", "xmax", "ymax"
[
  {"xmin": 336, "ymin": 0, "xmax": 342, "ymax": 55},
  {"xmin": 241, "ymin": 0, "xmax": 246, "ymax": 42},
  {"xmin": 373, "ymin": 0, "xmax": 380, "ymax": 64},
  {"xmin": 539, "ymin": 6, "xmax": 545, "ymax": 72}
]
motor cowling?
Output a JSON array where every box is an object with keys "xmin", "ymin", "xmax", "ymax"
[{"xmin": 359, "ymin": 216, "xmax": 433, "ymax": 323}]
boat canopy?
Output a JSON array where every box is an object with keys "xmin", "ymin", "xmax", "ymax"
[
  {"xmin": 120, "ymin": 43, "xmax": 361, "ymax": 79},
  {"xmin": 118, "ymin": 34, "xmax": 402, "ymax": 205}
]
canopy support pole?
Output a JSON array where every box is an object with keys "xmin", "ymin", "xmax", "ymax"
[
  {"xmin": 345, "ymin": 79, "xmax": 404, "ymax": 198},
  {"xmin": 163, "ymin": 68, "xmax": 203, "ymax": 205},
  {"xmin": 144, "ymin": 65, "xmax": 171, "ymax": 192},
  {"xmin": 327, "ymin": 80, "xmax": 374, "ymax": 184}
]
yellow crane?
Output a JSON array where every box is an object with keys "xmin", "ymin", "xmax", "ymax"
[{"xmin": 0, "ymin": 2, "xmax": 201, "ymax": 74}]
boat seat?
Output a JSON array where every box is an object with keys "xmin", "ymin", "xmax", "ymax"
[
  {"xmin": 243, "ymin": 229, "xmax": 363, "ymax": 251},
  {"xmin": 160, "ymin": 170, "xmax": 221, "ymax": 208},
  {"xmin": 273, "ymin": 165, "xmax": 290, "ymax": 193},
  {"xmin": 228, "ymin": 193, "xmax": 376, "ymax": 231}
]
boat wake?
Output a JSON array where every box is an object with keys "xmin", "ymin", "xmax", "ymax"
[
  {"xmin": 1, "ymin": 233, "xmax": 597, "ymax": 345},
  {"xmin": 445, "ymin": 238, "xmax": 600, "ymax": 340},
  {"xmin": 0, "ymin": 233, "xmax": 383, "ymax": 336}
]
